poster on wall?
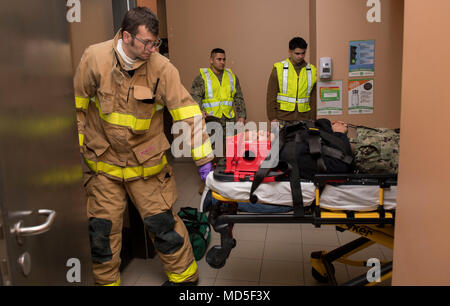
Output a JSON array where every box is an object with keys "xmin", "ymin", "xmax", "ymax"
[
  {"xmin": 348, "ymin": 79, "xmax": 374, "ymax": 114},
  {"xmin": 349, "ymin": 40, "xmax": 375, "ymax": 77},
  {"xmin": 317, "ymin": 81, "xmax": 343, "ymax": 115}
]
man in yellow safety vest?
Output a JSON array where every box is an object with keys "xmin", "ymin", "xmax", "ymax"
[
  {"xmin": 267, "ymin": 37, "xmax": 317, "ymax": 127},
  {"xmin": 190, "ymin": 48, "xmax": 247, "ymax": 135}
]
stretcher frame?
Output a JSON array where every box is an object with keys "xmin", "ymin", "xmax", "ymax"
[{"xmin": 206, "ymin": 173, "xmax": 396, "ymax": 286}]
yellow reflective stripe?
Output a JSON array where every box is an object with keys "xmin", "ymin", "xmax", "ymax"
[
  {"xmin": 97, "ymin": 161, "xmax": 124, "ymax": 178},
  {"xmin": 83, "ymin": 155, "xmax": 167, "ymax": 180},
  {"xmin": 191, "ymin": 140, "xmax": 213, "ymax": 161},
  {"xmin": 102, "ymin": 276, "xmax": 121, "ymax": 286},
  {"xmin": 78, "ymin": 133, "xmax": 84, "ymax": 146},
  {"xmin": 93, "ymin": 96, "xmax": 152, "ymax": 131},
  {"xmin": 169, "ymin": 105, "xmax": 202, "ymax": 121},
  {"xmin": 123, "ymin": 155, "xmax": 168, "ymax": 180},
  {"xmin": 75, "ymin": 96, "xmax": 90, "ymax": 110},
  {"xmin": 166, "ymin": 260, "xmax": 197, "ymax": 283}
]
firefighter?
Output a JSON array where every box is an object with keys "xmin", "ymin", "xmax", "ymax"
[
  {"xmin": 266, "ymin": 37, "xmax": 317, "ymax": 127},
  {"xmin": 74, "ymin": 7, "xmax": 213, "ymax": 286}
]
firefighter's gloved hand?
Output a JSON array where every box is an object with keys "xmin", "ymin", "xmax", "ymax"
[{"xmin": 198, "ymin": 162, "xmax": 213, "ymax": 182}]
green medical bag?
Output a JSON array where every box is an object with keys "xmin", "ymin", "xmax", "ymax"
[{"xmin": 178, "ymin": 207, "xmax": 211, "ymax": 261}]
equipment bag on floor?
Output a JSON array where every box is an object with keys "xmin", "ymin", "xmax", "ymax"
[{"xmin": 178, "ymin": 207, "xmax": 211, "ymax": 261}]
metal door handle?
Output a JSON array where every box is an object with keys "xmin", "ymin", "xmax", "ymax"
[{"xmin": 11, "ymin": 209, "xmax": 56, "ymax": 243}]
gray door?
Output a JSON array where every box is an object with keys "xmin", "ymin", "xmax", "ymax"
[{"xmin": 0, "ymin": 1, "xmax": 93, "ymax": 285}]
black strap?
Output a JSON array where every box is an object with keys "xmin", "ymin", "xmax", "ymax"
[
  {"xmin": 180, "ymin": 207, "xmax": 198, "ymax": 219},
  {"xmin": 249, "ymin": 165, "xmax": 272, "ymax": 203},
  {"xmin": 305, "ymin": 128, "xmax": 327, "ymax": 173},
  {"xmin": 307, "ymin": 135, "xmax": 327, "ymax": 172},
  {"xmin": 249, "ymin": 125, "xmax": 287, "ymax": 203},
  {"xmin": 180, "ymin": 207, "xmax": 211, "ymax": 235},
  {"xmin": 322, "ymin": 145, "xmax": 353, "ymax": 165},
  {"xmin": 249, "ymin": 122, "xmax": 307, "ymax": 215},
  {"xmin": 306, "ymin": 126, "xmax": 353, "ymax": 167},
  {"xmin": 284, "ymin": 141, "xmax": 304, "ymax": 216},
  {"xmin": 186, "ymin": 226, "xmax": 210, "ymax": 244},
  {"xmin": 318, "ymin": 130, "xmax": 349, "ymax": 154}
]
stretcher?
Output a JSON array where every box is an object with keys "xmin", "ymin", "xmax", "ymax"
[{"xmin": 201, "ymin": 160, "xmax": 396, "ymax": 286}]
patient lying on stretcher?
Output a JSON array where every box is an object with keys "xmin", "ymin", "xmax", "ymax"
[
  {"xmin": 202, "ymin": 119, "xmax": 350, "ymax": 213},
  {"xmin": 201, "ymin": 119, "xmax": 399, "ymax": 213}
]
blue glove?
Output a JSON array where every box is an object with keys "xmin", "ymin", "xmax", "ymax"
[{"xmin": 198, "ymin": 162, "xmax": 213, "ymax": 182}]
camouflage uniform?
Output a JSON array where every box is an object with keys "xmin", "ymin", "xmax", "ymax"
[
  {"xmin": 349, "ymin": 126, "xmax": 400, "ymax": 174},
  {"xmin": 190, "ymin": 73, "xmax": 247, "ymax": 129}
]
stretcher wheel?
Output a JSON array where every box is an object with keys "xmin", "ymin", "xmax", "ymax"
[
  {"xmin": 206, "ymin": 247, "xmax": 227, "ymax": 269},
  {"xmin": 312, "ymin": 268, "xmax": 329, "ymax": 283},
  {"xmin": 205, "ymin": 239, "xmax": 236, "ymax": 269},
  {"xmin": 311, "ymin": 264, "xmax": 335, "ymax": 284}
]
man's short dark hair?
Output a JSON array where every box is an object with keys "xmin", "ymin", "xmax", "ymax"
[
  {"xmin": 289, "ymin": 37, "xmax": 308, "ymax": 50},
  {"xmin": 121, "ymin": 7, "xmax": 159, "ymax": 36},
  {"xmin": 210, "ymin": 48, "xmax": 225, "ymax": 58}
]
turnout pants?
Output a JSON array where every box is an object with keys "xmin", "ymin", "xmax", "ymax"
[{"xmin": 84, "ymin": 164, "xmax": 198, "ymax": 285}]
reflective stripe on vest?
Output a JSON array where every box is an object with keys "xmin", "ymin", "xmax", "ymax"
[
  {"xmin": 166, "ymin": 260, "xmax": 198, "ymax": 283},
  {"xmin": 274, "ymin": 60, "xmax": 317, "ymax": 113},
  {"xmin": 282, "ymin": 61, "xmax": 289, "ymax": 94},
  {"xmin": 306, "ymin": 65, "xmax": 313, "ymax": 100},
  {"xmin": 83, "ymin": 155, "xmax": 168, "ymax": 181},
  {"xmin": 202, "ymin": 68, "xmax": 214, "ymax": 100},
  {"xmin": 226, "ymin": 69, "xmax": 235, "ymax": 95},
  {"xmin": 200, "ymin": 68, "xmax": 236, "ymax": 119}
]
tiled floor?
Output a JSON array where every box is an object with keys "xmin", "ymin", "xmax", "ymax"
[{"xmin": 121, "ymin": 159, "xmax": 393, "ymax": 286}]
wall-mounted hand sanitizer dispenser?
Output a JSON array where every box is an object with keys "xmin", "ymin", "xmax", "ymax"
[{"xmin": 319, "ymin": 57, "xmax": 332, "ymax": 79}]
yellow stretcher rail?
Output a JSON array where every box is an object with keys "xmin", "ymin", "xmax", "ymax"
[
  {"xmin": 211, "ymin": 191, "xmax": 394, "ymax": 223},
  {"xmin": 209, "ymin": 178, "xmax": 396, "ymax": 286}
]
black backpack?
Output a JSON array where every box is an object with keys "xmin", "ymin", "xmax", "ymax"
[
  {"xmin": 279, "ymin": 119, "xmax": 354, "ymax": 180},
  {"xmin": 249, "ymin": 119, "xmax": 353, "ymax": 215}
]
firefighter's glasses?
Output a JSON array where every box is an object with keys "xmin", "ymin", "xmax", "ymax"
[{"xmin": 132, "ymin": 34, "xmax": 162, "ymax": 49}]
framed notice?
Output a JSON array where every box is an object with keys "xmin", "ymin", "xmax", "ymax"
[
  {"xmin": 317, "ymin": 81, "xmax": 343, "ymax": 115},
  {"xmin": 349, "ymin": 40, "xmax": 375, "ymax": 77},
  {"xmin": 348, "ymin": 79, "xmax": 374, "ymax": 114}
]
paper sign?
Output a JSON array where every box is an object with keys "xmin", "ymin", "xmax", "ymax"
[
  {"xmin": 348, "ymin": 79, "xmax": 374, "ymax": 114},
  {"xmin": 317, "ymin": 81, "xmax": 343, "ymax": 115},
  {"xmin": 349, "ymin": 40, "xmax": 375, "ymax": 77}
]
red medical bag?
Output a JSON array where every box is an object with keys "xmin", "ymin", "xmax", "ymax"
[{"xmin": 223, "ymin": 131, "xmax": 275, "ymax": 182}]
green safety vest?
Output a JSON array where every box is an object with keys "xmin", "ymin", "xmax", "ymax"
[
  {"xmin": 274, "ymin": 59, "xmax": 317, "ymax": 112},
  {"xmin": 200, "ymin": 68, "xmax": 236, "ymax": 119}
]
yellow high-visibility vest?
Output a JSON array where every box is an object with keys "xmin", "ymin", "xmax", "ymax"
[
  {"xmin": 200, "ymin": 68, "xmax": 236, "ymax": 119},
  {"xmin": 274, "ymin": 59, "xmax": 317, "ymax": 112}
]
